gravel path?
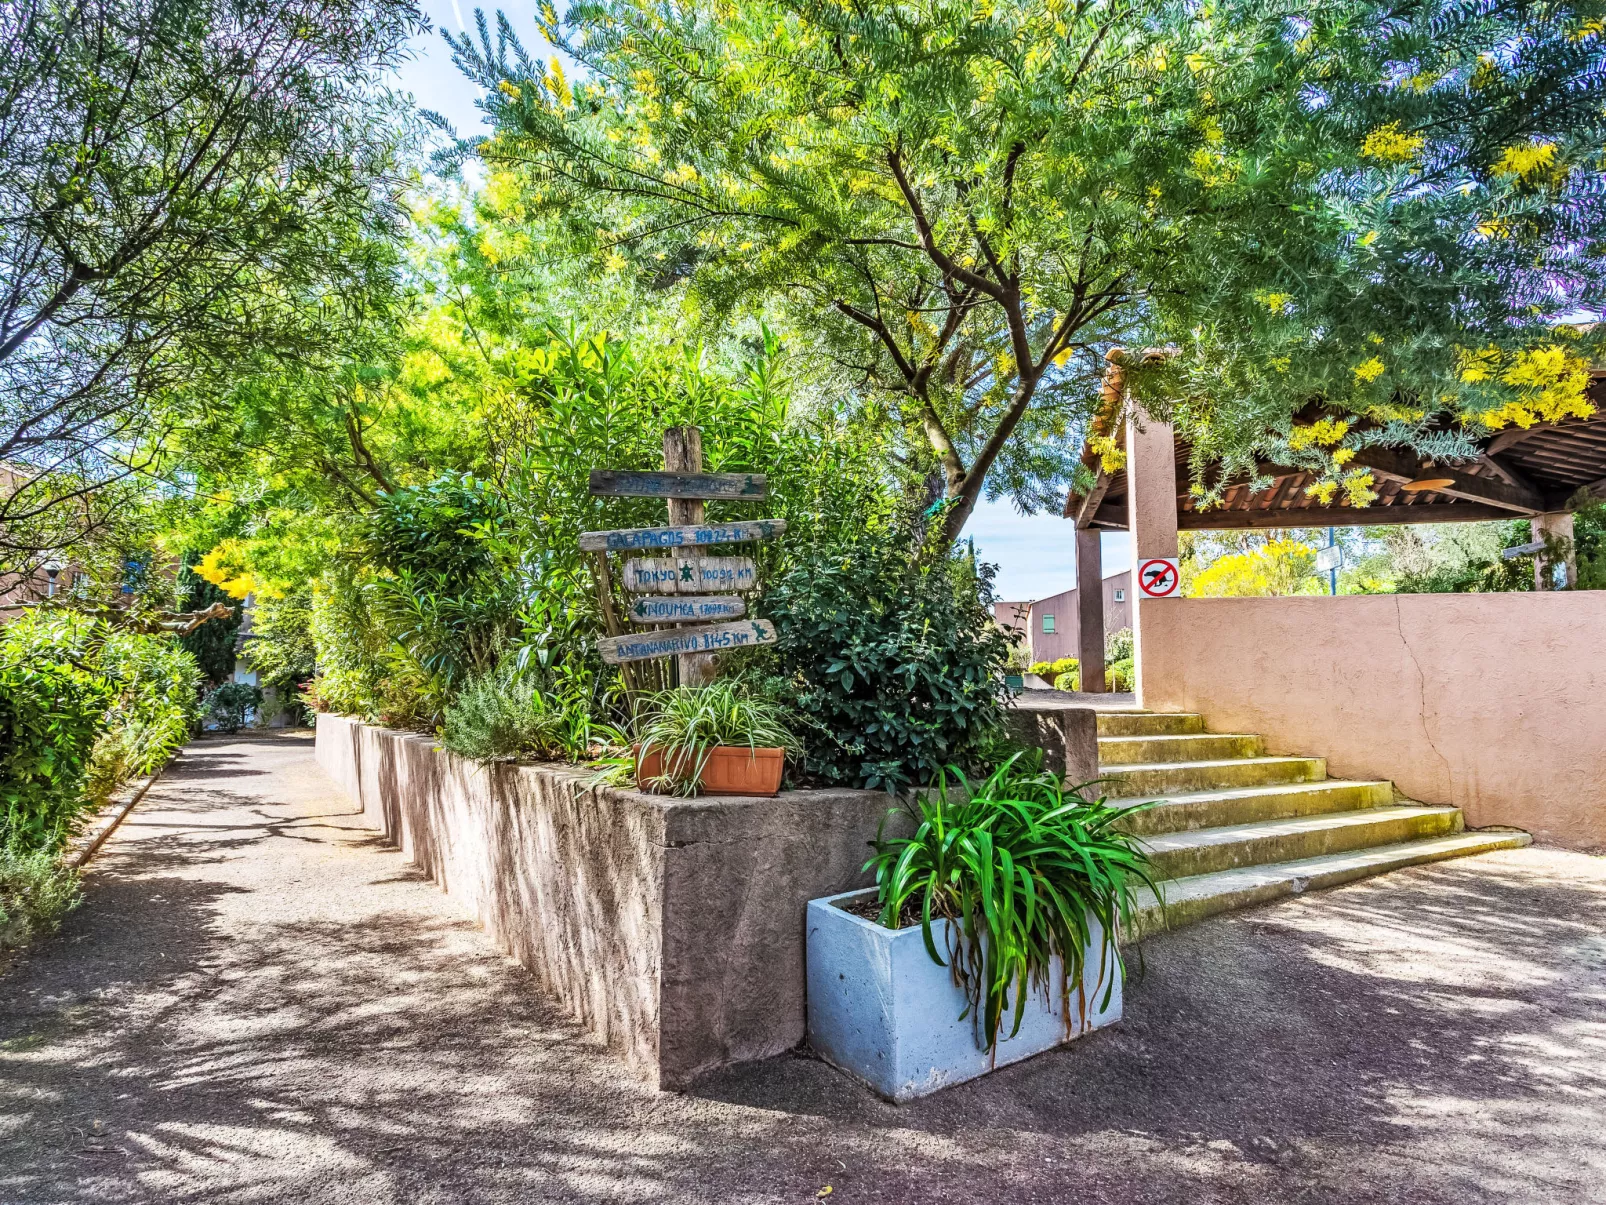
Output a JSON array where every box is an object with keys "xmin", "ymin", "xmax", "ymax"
[{"xmin": 2, "ymin": 732, "xmax": 1603, "ymax": 1204}]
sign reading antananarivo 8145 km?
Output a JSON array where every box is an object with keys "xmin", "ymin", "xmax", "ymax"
[
  {"xmin": 598, "ymin": 619, "xmax": 776, "ymax": 665},
  {"xmin": 583, "ymin": 444, "xmax": 781, "ymax": 668}
]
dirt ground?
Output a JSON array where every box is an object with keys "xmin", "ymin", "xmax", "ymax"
[{"xmin": 2, "ymin": 732, "xmax": 1602, "ymax": 1205}]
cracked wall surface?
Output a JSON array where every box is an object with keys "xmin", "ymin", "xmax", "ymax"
[
  {"xmin": 314, "ymin": 716, "xmax": 898, "ymax": 1089},
  {"xmin": 1137, "ymin": 594, "xmax": 1606, "ymax": 851}
]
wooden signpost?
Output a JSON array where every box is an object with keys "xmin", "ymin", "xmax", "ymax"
[{"xmin": 584, "ymin": 426, "xmax": 778, "ymax": 683}]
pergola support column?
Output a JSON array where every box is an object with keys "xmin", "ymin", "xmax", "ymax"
[
  {"xmin": 1075, "ymin": 526, "xmax": 1106, "ymax": 693},
  {"xmin": 1533, "ymin": 512, "xmax": 1577, "ymax": 590},
  {"xmin": 1126, "ymin": 409, "xmax": 1180, "ymax": 706}
]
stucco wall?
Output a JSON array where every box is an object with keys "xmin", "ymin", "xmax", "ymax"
[
  {"xmin": 314, "ymin": 715, "xmax": 898, "ymax": 1089},
  {"xmin": 1138, "ymin": 593, "xmax": 1606, "ymax": 850}
]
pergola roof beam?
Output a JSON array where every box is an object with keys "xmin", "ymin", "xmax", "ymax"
[{"xmin": 1354, "ymin": 447, "xmax": 1544, "ymax": 514}]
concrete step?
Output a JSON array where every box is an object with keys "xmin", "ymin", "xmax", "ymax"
[
  {"xmin": 1097, "ymin": 712, "xmax": 1204, "ymax": 738},
  {"xmin": 1117, "ymin": 779, "xmax": 1397, "ymax": 836},
  {"xmin": 1130, "ymin": 829, "xmax": 1534, "ymax": 939},
  {"xmin": 1098, "ymin": 732, "xmax": 1266, "ymax": 766},
  {"xmin": 1139, "ymin": 805, "xmax": 1463, "ymax": 880},
  {"xmin": 1101, "ymin": 755, "xmax": 1327, "ymax": 798}
]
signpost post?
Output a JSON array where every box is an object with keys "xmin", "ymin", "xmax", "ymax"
[{"xmin": 583, "ymin": 426, "xmax": 779, "ymax": 686}]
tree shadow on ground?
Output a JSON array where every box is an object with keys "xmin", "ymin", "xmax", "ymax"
[
  {"xmin": 3, "ymin": 731, "xmax": 1601, "ymax": 1205},
  {"xmin": 691, "ymin": 855, "xmax": 1606, "ymax": 1204}
]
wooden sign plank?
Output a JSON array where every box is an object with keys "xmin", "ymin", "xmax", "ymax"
[
  {"xmin": 599, "ymin": 619, "xmax": 777, "ymax": 665},
  {"xmin": 622, "ymin": 556, "xmax": 757, "ymax": 594},
  {"xmin": 578, "ymin": 518, "xmax": 785, "ymax": 553},
  {"xmin": 589, "ymin": 470, "xmax": 767, "ymax": 500},
  {"xmin": 628, "ymin": 594, "xmax": 746, "ymax": 624}
]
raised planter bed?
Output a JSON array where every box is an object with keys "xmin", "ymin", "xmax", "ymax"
[
  {"xmin": 805, "ymin": 887, "xmax": 1121, "ymax": 1102},
  {"xmin": 314, "ymin": 715, "xmax": 899, "ymax": 1090}
]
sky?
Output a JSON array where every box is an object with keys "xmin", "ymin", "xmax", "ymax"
[{"xmin": 387, "ymin": 7, "xmax": 1131, "ymax": 602}]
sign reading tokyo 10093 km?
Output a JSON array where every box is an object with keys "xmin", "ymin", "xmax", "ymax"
[{"xmin": 583, "ymin": 429, "xmax": 779, "ymax": 672}]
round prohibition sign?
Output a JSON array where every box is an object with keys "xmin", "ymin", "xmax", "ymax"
[{"xmin": 1138, "ymin": 558, "xmax": 1180, "ymax": 598}]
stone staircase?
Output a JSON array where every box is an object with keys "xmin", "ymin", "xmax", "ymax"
[{"xmin": 1097, "ymin": 710, "xmax": 1533, "ymax": 938}]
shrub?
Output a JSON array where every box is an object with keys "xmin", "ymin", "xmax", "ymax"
[
  {"xmin": 764, "ymin": 524, "xmax": 1012, "ymax": 792},
  {"xmin": 1053, "ymin": 669, "xmax": 1080, "ymax": 692},
  {"xmin": 867, "ymin": 755, "xmax": 1158, "ymax": 1052},
  {"xmin": 440, "ymin": 659, "xmax": 595, "ymax": 762},
  {"xmin": 0, "ymin": 847, "xmax": 82, "ymax": 953},
  {"xmin": 634, "ymin": 681, "xmax": 798, "ymax": 794},
  {"xmin": 97, "ymin": 628, "xmax": 202, "ymax": 775},
  {"xmin": 1029, "ymin": 657, "xmax": 1078, "ymax": 680},
  {"xmin": 1105, "ymin": 628, "xmax": 1134, "ymax": 662},
  {"xmin": 0, "ymin": 617, "xmax": 115, "ymax": 852},
  {"xmin": 204, "ymin": 682, "xmax": 263, "ymax": 733}
]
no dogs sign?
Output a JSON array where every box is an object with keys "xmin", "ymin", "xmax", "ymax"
[{"xmin": 1137, "ymin": 558, "xmax": 1180, "ymax": 598}]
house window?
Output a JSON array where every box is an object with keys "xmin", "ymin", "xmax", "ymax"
[
  {"xmin": 1042, "ymin": 614, "xmax": 1055, "ymax": 633},
  {"xmin": 1113, "ymin": 589, "xmax": 1125, "ymax": 602}
]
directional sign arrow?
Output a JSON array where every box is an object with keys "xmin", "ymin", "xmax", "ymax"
[
  {"xmin": 628, "ymin": 594, "xmax": 747, "ymax": 624},
  {"xmin": 589, "ymin": 470, "xmax": 767, "ymax": 500},
  {"xmin": 578, "ymin": 518, "xmax": 785, "ymax": 553},
  {"xmin": 598, "ymin": 619, "xmax": 777, "ymax": 665}
]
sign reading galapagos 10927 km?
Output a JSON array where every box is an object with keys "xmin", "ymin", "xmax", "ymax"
[{"xmin": 581, "ymin": 430, "xmax": 781, "ymax": 678}]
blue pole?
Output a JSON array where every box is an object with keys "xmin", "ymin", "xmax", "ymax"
[{"xmin": 1327, "ymin": 528, "xmax": 1337, "ymax": 596}]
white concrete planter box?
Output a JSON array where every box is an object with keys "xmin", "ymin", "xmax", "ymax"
[{"xmin": 806, "ymin": 888, "xmax": 1122, "ymax": 1102}]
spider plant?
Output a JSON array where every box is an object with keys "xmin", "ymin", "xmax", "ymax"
[
  {"xmin": 866, "ymin": 754, "xmax": 1160, "ymax": 1053},
  {"xmin": 634, "ymin": 680, "xmax": 799, "ymax": 795}
]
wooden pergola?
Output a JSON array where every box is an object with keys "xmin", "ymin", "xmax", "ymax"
[{"xmin": 1062, "ymin": 368, "xmax": 1606, "ymax": 690}]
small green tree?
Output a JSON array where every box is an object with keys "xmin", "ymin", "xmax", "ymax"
[{"xmin": 450, "ymin": 0, "xmax": 1606, "ymax": 538}]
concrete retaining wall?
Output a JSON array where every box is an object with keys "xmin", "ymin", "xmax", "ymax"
[
  {"xmin": 314, "ymin": 715, "xmax": 898, "ymax": 1089},
  {"xmin": 1137, "ymin": 593, "xmax": 1606, "ymax": 850}
]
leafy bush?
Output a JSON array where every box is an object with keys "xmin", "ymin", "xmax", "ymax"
[
  {"xmin": 634, "ymin": 681, "xmax": 797, "ymax": 794},
  {"xmin": 0, "ymin": 615, "xmax": 115, "ymax": 852},
  {"xmin": 1029, "ymin": 657, "xmax": 1078, "ymax": 680},
  {"xmin": 1053, "ymin": 670, "xmax": 1080, "ymax": 692},
  {"xmin": 1105, "ymin": 627, "xmax": 1134, "ymax": 662},
  {"xmin": 440, "ymin": 659, "xmax": 596, "ymax": 762},
  {"xmin": 0, "ymin": 848, "xmax": 82, "ymax": 953},
  {"xmin": 764, "ymin": 524, "xmax": 1012, "ymax": 792},
  {"xmin": 867, "ymin": 755, "xmax": 1158, "ymax": 1052},
  {"xmin": 97, "ymin": 628, "xmax": 202, "ymax": 775},
  {"xmin": 204, "ymin": 682, "xmax": 263, "ymax": 733}
]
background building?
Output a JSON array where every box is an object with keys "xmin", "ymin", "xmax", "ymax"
[{"xmin": 994, "ymin": 570, "xmax": 1132, "ymax": 664}]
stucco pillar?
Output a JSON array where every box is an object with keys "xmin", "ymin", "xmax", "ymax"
[
  {"xmin": 1533, "ymin": 512, "xmax": 1577, "ymax": 590},
  {"xmin": 1126, "ymin": 408, "xmax": 1179, "ymax": 705},
  {"xmin": 1075, "ymin": 527, "xmax": 1106, "ymax": 693}
]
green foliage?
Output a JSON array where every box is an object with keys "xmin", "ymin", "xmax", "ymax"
[
  {"xmin": 241, "ymin": 590, "xmax": 317, "ymax": 700},
  {"xmin": 451, "ymin": 0, "xmax": 1606, "ymax": 534},
  {"xmin": 96, "ymin": 628, "xmax": 202, "ymax": 776},
  {"xmin": 634, "ymin": 681, "xmax": 798, "ymax": 795},
  {"xmin": 204, "ymin": 682, "xmax": 264, "ymax": 734},
  {"xmin": 1, "ymin": 0, "xmax": 423, "ymax": 560},
  {"xmin": 440, "ymin": 658, "xmax": 600, "ymax": 763},
  {"xmin": 0, "ymin": 847, "xmax": 82, "ymax": 953},
  {"xmin": 867, "ymin": 754, "xmax": 1157, "ymax": 1052},
  {"xmin": 1029, "ymin": 658, "xmax": 1079, "ymax": 680},
  {"xmin": 0, "ymin": 615, "xmax": 116, "ymax": 853},
  {"xmin": 176, "ymin": 559, "xmax": 240, "ymax": 684},
  {"xmin": 763, "ymin": 522, "xmax": 1012, "ymax": 792},
  {"xmin": 1570, "ymin": 498, "xmax": 1606, "ymax": 591},
  {"xmin": 1390, "ymin": 520, "xmax": 1535, "ymax": 594}
]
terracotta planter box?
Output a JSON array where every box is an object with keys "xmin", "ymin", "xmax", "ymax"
[{"xmin": 635, "ymin": 744, "xmax": 785, "ymax": 797}]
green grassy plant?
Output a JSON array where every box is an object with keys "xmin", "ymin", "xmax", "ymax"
[
  {"xmin": 0, "ymin": 847, "xmax": 82, "ymax": 954},
  {"xmin": 634, "ymin": 681, "xmax": 797, "ymax": 795},
  {"xmin": 867, "ymin": 754, "xmax": 1159, "ymax": 1052}
]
